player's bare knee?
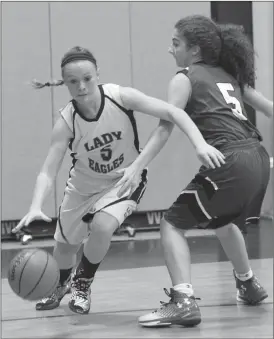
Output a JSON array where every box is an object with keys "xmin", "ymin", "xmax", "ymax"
[
  {"xmin": 160, "ymin": 217, "xmax": 187, "ymax": 237},
  {"xmin": 89, "ymin": 211, "xmax": 119, "ymax": 239}
]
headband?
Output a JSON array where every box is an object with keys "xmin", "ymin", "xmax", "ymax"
[{"xmin": 61, "ymin": 53, "xmax": 97, "ymax": 68}]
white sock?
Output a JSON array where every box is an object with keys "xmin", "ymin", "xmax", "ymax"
[
  {"xmin": 173, "ymin": 283, "xmax": 194, "ymax": 297},
  {"xmin": 235, "ymin": 269, "xmax": 253, "ymax": 281}
]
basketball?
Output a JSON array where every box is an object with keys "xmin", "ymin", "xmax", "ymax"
[{"xmin": 8, "ymin": 248, "xmax": 60, "ymax": 301}]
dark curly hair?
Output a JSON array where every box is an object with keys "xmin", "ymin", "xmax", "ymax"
[{"xmin": 174, "ymin": 15, "xmax": 255, "ymax": 92}]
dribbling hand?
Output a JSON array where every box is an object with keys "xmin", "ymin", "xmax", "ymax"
[
  {"xmin": 12, "ymin": 210, "xmax": 52, "ymax": 234},
  {"xmin": 196, "ymin": 143, "xmax": 226, "ymax": 169}
]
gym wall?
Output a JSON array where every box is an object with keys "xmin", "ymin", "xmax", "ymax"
[
  {"xmin": 252, "ymin": 1, "xmax": 273, "ymax": 216},
  {"xmin": 1, "ymin": 2, "xmax": 272, "ymax": 222}
]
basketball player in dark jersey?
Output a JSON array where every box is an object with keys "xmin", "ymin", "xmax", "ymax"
[{"xmin": 116, "ymin": 16, "xmax": 273, "ymax": 327}]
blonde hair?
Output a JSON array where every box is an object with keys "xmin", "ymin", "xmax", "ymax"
[{"xmin": 31, "ymin": 46, "xmax": 97, "ymax": 90}]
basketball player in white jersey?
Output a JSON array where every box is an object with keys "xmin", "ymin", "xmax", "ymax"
[{"xmin": 12, "ymin": 46, "xmax": 225, "ymax": 315}]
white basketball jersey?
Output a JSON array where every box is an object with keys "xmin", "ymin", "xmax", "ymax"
[{"xmin": 60, "ymin": 83, "xmax": 140, "ymax": 195}]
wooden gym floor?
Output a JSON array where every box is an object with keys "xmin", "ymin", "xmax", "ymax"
[{"xmin": 1, "ymin": 220, "xmax": 273, "ymax": 338}]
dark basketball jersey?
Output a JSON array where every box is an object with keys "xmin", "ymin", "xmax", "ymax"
[{"xmin": 178, "ymin": 62, "xmax": 262, "ymax": 148}]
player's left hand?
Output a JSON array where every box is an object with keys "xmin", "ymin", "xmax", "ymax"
[
  {"xmin": 196, "ymin": 143, "xmax": 226, "ymax": 169},
  {"xmin": 115, "ymin": 165, "xmax": 142, "ymax": 198}
]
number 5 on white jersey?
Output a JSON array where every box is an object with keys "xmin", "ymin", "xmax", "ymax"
[{"xmin": 217, "ymin": 83, "xmax": 247, "ymax": 121}]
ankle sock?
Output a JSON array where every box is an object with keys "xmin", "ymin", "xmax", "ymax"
[
  {"xmin": 173, "ymin": 283, "xmax": 194, "ymax": 297},
  {"xmin": 235, "ymin": 269, "xmax": 253, "ymax": 281}
]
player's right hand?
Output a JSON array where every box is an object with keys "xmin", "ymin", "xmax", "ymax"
[
  {"xmin": 196, "ymin": 143, "xmax": 226, "ymax": 169},
  {"xmin": 12, "ymin": 210, "xmax": 52, "ymax": 234}
]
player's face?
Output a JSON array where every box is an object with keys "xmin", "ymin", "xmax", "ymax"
[
  {"xmin": 63, "ymin": 60, "xmax": 99, "ymax": 103},
  {"xmin": 169, "ymin": 29, "xmax": 193, "ymax": 68}
]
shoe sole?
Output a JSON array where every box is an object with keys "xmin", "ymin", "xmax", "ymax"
[
  {"xmin": 68, "ymin": 302, "xmax": 90, "ymax": 315},
  {"xmin": 36, "ymin": 301, "xmax": 61, "ymax": 311},
  {"xmin": 236, "ymin": 290, "xmax": 268, "ymax": 305},
  {"xmin": 139, "ymin": 314, "xmax": 201, "ymax": 328}
]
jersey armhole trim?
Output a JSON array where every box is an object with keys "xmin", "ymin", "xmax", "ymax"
[
  {"xmin": 105, "ymin": 94, "xmax": 140, "ymax": 152},
  {"xmin": 104, "ymin": 94, "xmax": 132, "ymax": 114},
  {"xmin": 176, "ymin": 67, "xmax": 189, "ymax": 76},
  {"xmin": 68, "ymin": 110, "xmax": 76, "ymax": 151}
]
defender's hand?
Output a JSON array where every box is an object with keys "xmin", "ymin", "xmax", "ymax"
[
  {"xmin": 115, "ymin": 166, "xmax": 142, "ymax": 198},
  {"xmin": 196, "ymin": 143, "xmax": 226, "ymax": 169}
]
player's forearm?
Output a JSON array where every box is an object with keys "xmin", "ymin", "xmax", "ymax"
[
  {"xmin": 168, "ymin": 107, "xmax": 207, "ymax": 150},
  {"xmin": 29, "ymin": 172, "xmax": 54, "ymax": 211},
  {"xmin": 131, "ymin": 122, "xmax": 173, "ymax": 170}
]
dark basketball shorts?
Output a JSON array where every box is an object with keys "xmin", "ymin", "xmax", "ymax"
[{"xmin": 164, "ymin": 139, "xmax": 270, "ymax": 231}]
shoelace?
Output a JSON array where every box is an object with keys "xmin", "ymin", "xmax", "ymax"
[
  {"xmin": 71, "ymin": 275, "xmax": 91, "ymax": 298},
  {"xmin": 40, "ymin": 292, "xmax": 57, "ymax": 303},
  {"xmin": 40, "ymin": 284, "xmax": 67, "ymax": 303},
  {"xmin": 153, "ymin": 288, "xmax": 201, "ymax": 313},
  {"xmin": 154, "ymin": 288, "xmax": 174, "ymax": 311},
  {"xmin": 71, "ymin": 290, "xmax": 88, "ymax": 300}
]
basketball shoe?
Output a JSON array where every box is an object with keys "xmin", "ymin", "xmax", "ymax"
[
  {"xmin": 68, "ymin": 269, "xmax": 93, "ymax": 314},
  {"xmin": 138, "ymin": 288, "xmax": 201, "ymax": 327},
  {"xmin": 36, "ymin": 277, "xmax": 71, "ymax": 310},
  {"xmin": 234, "ymin": 271, "xmax": 268, "ymax": 305}
]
